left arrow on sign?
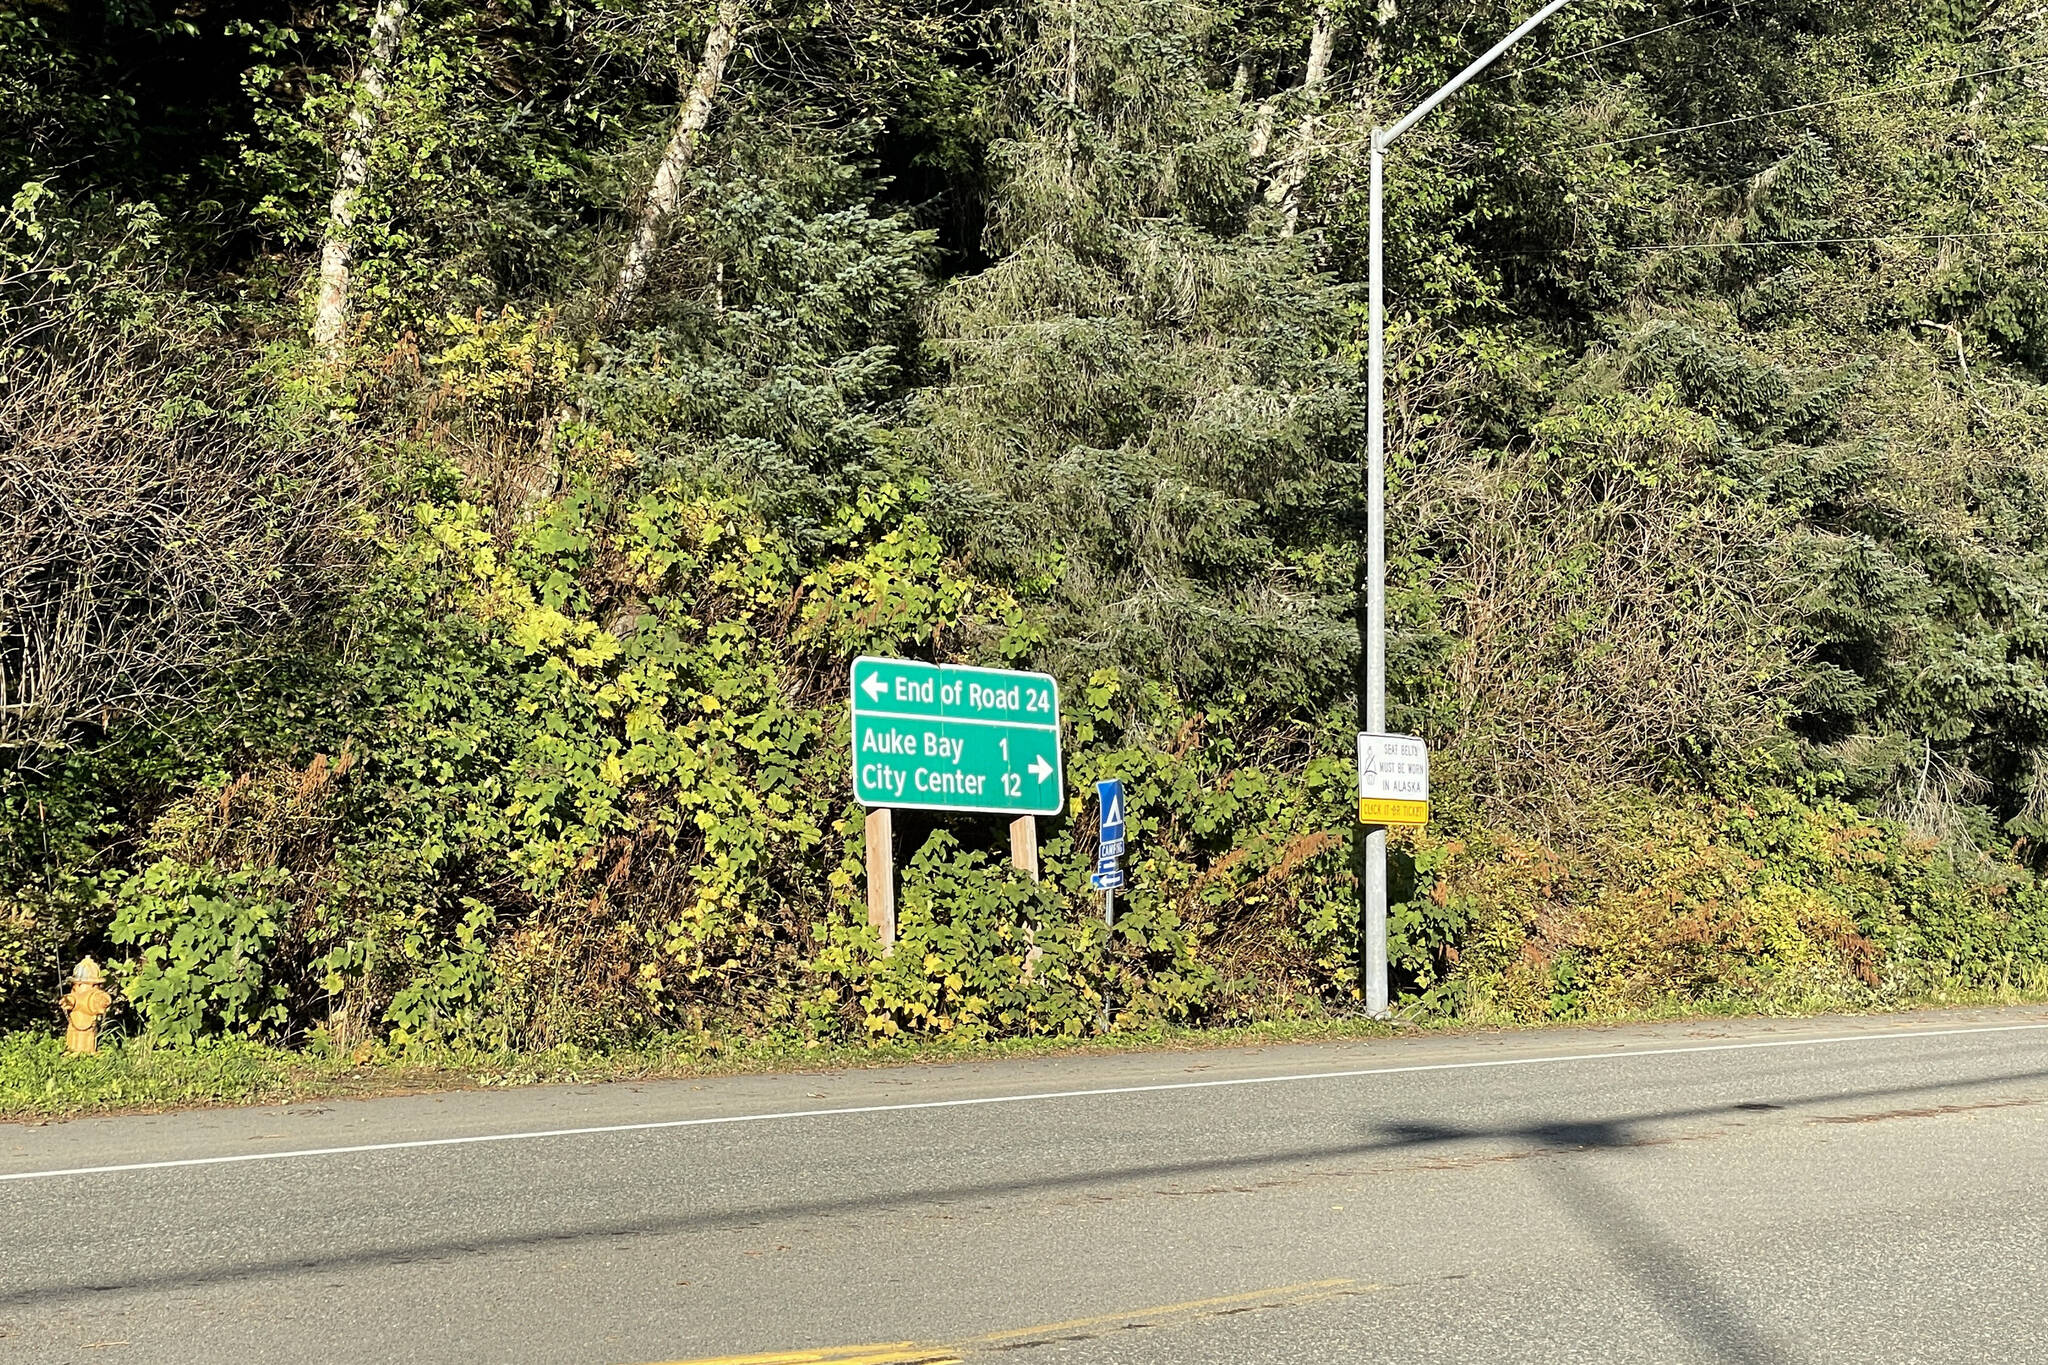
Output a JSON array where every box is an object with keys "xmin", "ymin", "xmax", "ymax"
[
  {"xmin": 861, "ymin": 673, "xmax": 889, "ymax": 702},
  {"xmin": 1030, "ymin": 755, "xmax": 1054, "ymax": 783}
]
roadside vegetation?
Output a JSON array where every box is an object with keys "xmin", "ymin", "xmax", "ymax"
[
  {"xmin": 5, "ymin": 0, "xmax": 2046, "ymax": 1091},
  {"xmin": 12, "ymin": 982, "xmax": 2048, "ymax": 1123}
]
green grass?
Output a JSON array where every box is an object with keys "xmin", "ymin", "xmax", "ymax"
[
  {"xmin": 0, "ymin": 1018, "xmax": 1401, "ymax": 1123},
  {"xmin": 7, "ymin": 980, "xmax": 2048, "ymax": 1123},
  {"xmin": 0, "ymin": 1032, "xmax": 346, "ymax": 1121}
]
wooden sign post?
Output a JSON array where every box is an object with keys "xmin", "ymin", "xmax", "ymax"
[
  {"xmin": 1009, "ymin": 815, "xmax": 1040, "ymax": 883},
  {"xmin": 865, "ymin": 806, "xmax": 896, "ymax": 948}
]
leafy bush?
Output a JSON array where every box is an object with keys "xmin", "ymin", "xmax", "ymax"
[
  {"xmin": 815, "ymin": 830, "xmax": 1213, "ymax": 1039},
  {"xmin": 110, "ymin": 861, "xmax": 293, "ymax": 1044},
  {"xmin": 1391, "ymin": 781, "xmax": 2048, "ymax": 1022},
  {"xmin": 0, "ymin": 752, "xmax": 124, "ymax": 1029}
]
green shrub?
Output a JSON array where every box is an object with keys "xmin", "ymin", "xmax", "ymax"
[
  {"xmin": 0, "ymin": 753, "xmax": 132, "ymax": 1030},
  {"xmin": 1395, "ymin": 782, "xmax": 2048, "ymax": 1023},
  {"xmin": 110, "ymin": 861, "xmax": 293, "ymax": 1044},
  {"xmin": 814, "ymin": 830, "xmax": 1213, "ymax": 1039}
]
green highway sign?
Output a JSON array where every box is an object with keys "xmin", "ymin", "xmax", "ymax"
[{"xmin": 850, "ymin": 657, "xmax": 1063, "ymax": 816}]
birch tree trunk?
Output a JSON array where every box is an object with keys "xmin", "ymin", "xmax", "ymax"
[
  {"xmin": 1248, "ymin": 90, "xmax": 1276, "ymax": 163},
  {"xmin": 1265, "ymin": 5, "xmax": 1338, "ymax": 237},
  {"xmin": 1062, "ymin": 8, "xmax": 1081, "ymax": 185},
  {"xmin": 312, "ymin": 0, "xmax": 409, "ymax": 367},
  {"xmin": 1239, "ymin": 59, "xmax": 1276, "ymax": 187},
  {"xmin": 604, "ymin": 0, "xmax": 744, "ymax": 328}
]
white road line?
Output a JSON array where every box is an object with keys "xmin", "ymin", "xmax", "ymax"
[{"xmin": 5, "ymin": 1020, "xmax": 2045, "ymax": 1184}]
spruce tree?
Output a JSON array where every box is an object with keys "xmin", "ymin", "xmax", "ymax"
[{"xmin": 905, "ymin": 0, "xmax": 1362, "ymax": 714}]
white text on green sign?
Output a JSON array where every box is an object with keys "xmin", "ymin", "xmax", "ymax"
[{"xmin": 851, "ymin": 658, "xmax": 1063, "ymax": 815}]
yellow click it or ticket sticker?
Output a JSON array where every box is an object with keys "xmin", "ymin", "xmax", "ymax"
[{"xmin": 1357, "ymin": 797, "xmax": 1429, "ymax": 827}]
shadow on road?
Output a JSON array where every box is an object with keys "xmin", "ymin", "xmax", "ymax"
[
  {"xmin": 1383, "ymin": 1114, "xmax": 1802, "ymax": 1364},
  {"xmin": 5, "ymin": 1058, "xmax": 2042, "ymax": 1348}
]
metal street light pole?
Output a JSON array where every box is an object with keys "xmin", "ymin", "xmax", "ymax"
[{"xmin": 1365, "ymin": 0, "xmax": 1576, "ymax": 1019}]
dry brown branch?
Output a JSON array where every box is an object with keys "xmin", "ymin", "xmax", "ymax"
[
  {"xmin": 0, "ymin": 335, "xmax": 358, "ymax": 753},
  {"xmin": 1386, "ymin": 326, "xmax": 1801, "ymax": 821}
]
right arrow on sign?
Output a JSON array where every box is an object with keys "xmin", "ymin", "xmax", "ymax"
[{"xmin": 1029, "ymin": 755, "xmax": 1054, "ymax": 783}]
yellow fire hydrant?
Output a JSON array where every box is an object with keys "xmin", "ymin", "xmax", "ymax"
[{"xmin": 60, "ymin": 958, "xmax": 112, "ymax": 1055}]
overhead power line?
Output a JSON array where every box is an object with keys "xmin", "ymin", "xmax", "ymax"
[
  {"xmin": 1577, "ymin": 59, "xmax": 2048, "ymax": 151},
  {"xmin": 1485, "ymin": 6, "xmax": 1733, "ymax": 84},
  {"xmin": 1479, "ymin": 226, "xmax": 2048, "ymax": 264},
  {"xmin": 1629, "ymin": 228, "xmax": 2048, "ymax": 251},
  {"xmin": 1306, "ymin": 58, "xmax": 2044, "ymax": 166},
  {"xmin": 1310, "ymin": 4, "xmax": 1733, "ymax": 113}
]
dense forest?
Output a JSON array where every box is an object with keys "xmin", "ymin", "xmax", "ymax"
[{"xmin": 3, "ymin": 0, "xmax": 2046, "ymax": 1054}]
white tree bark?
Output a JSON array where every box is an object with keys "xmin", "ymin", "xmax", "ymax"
[
  {"xmin": 1062, "ymin": 8, "xmax": 1081, "ymax": 184},
  {"xmin": 1065, "ymin": 14, "xmax": 1080, "ymax": 105},
  {"xmin": 1266, "ymin": 6, "xmax": 1338, "ymax": 236},
  {"xmin": 1248, "ymin": 91, "xmax": 1277, "ymax": 163},
  {"xmin": 312, "ymin": 0, "xmax": 409, "ymax": 366},
  {"xmin": 605, "ymin": 0, "xmax": 744, "ymax": 327},
  {"xmin": 1303, "ymin": 5, "xmax": 1338, "ymax": 87}
]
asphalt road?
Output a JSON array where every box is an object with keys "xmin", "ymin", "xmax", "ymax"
[{"xmin": 6, "ymin": 1006, "xmax": 2048, "ymax": 1364}]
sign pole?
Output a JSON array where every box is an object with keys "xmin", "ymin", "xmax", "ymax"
[
  {"xmin": 1100, "ymin": 894, "xmax": 1111, "ymax": 1034},
  {"xmin": 1365, "ymin": 132, "xmax": 1389, "ymax": 1022},
  {"xmin": 1009, "ymin": 815, "xmax": 1040, "ymax": 882},
  {"xmin": 1091, "ymin": 777, "xmax": 1127, "ymax": 1035},
  {"xmin": 1362, "ymin": 0, "xmax": 1576, "ymax": 1021},
  {"xmin": 865, "ymin": 806, "xmax": 895, "ymax": 949}
]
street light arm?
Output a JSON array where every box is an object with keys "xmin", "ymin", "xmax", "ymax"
[
  {"xmin": 1378, "ymin": 0, "xmax": 1576, "ymax": 147},
  {"xmin": 1360, "ymin": 0, "xmax": 1575, "ymax": 1020}
]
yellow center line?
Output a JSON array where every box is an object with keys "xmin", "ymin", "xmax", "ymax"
[
  {"xmin": 637, "ymin": 1276, "xmax": 1377, "ymax": 1365},
  {"xmin": 959, "ymin": 1277, "xmax": 1362, "ymax": 1345},
  {"xmin": 642, "ymin": 1346, "xmax": 956, "ymax": 1365}
]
